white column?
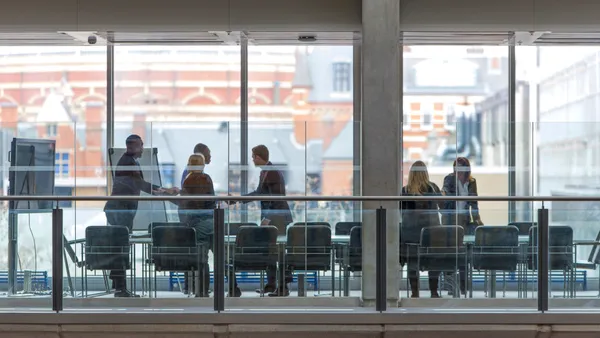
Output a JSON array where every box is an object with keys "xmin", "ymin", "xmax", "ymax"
[{"xmin": 361, "ymin": 0, "xmax": 401, "ymax": 306}]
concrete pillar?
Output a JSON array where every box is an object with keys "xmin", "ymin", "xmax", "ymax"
[{"xmin": 361, "ymin": 0, "xmax": 401, "ymax": 306}]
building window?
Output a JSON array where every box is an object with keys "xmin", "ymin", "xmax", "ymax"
[
  {"xmin": 46, "ymin": 124, "xmax": 57, "ymax": 137},
  {"xmin": 55, "ymin": 152, "xmax": 69, "ymax": 178},
  {"xmin": 403, "ymin": 101, "xmax": 410, "ymax": 128},
  {"xmin": 54, "ymin": 187, "xmax": 73, "ymax": 208},
  {"xmin": 160, "ymin": 163, "xmax": 176, "ymax": 188},
  {"xmin": 488, "ymin": 57, "xmax": 502, "ymax": 75},
  {"xmin": 332, "ymin": 62, "xmax": 351, "ymax": 92},
  {"xmin": 421, "ymin": 105, "xmax": 433, "ymax": 128}
]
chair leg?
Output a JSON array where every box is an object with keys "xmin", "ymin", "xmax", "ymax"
[
  {"xmin": 260, "ymin": 270, "xmax": 265, "ymax": 297},
  {"xmin": 503, "ymin": 272, "xmax": 506, "ymax": 298}
]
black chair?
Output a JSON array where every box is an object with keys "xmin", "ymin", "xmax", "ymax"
[
  {"xmin": 527, "ymin": 225, "xmax": 574, "ymax": 297},
  {"xmin": 346, "ymin": 226, "xmax": 362, "ymax": 272},
  {"xmin": 147, "ymin": 222, "xmax": 186, "ymax": 293},
  {"xmin": 472, "ymin": 226, "xmax": 520, "ymax": 297},
  {"xmin": 151, "ymin": 226, "xmax": 206, "ymax": 297},
  {"xmin": 335, "ymin": 222, "xmax": 361, "ymax": 236},
  {"xmin": 84, "ymin": 225, "xmax": 130, "ymax": 297},
  {"xmin": 228, "ymin": 225, "xmax": 279, "ymax": 296},
  {"xmin": 418, "ymin": 225, "xmax": 467, "ymax": 298},
  {"xmin": 509, "ymin": 222, "xmax": 536, "ymax": 236},
  {"xmin": 286, "ymin": 224, "xmax": 333, "ymax": 293},
  {"xmin": 339, "ymin": 226, "xmax": 361, "ymax": 297},
  {"xmin": 226, "ymin": 222, "xmax": 258, "ymax": 236}
]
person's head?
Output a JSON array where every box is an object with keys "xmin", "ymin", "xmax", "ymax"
[
  {"xmin": 407, "ymin": 160, "xmax": 430, "ymax": 194},
  {"xmin": 453, "ymin": 157, "xmax": 472, "ymax": 183},
  {"xmin": 193, "ymin": 143, "xmax": 211, "ymax": 165},
  {"xmin": 125, "ymin": 134, "xmax": 143, "ymax": 158},
  {"xmin": 251, "ymin": 145, "xmax": 269, "ymax": 166},
  {"xmin": 187, "ymin": 153, "xmax": 206, "ymax": 174}
]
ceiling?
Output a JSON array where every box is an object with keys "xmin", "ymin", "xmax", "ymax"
[{"xmin": 0, "ymin": 31, "xmax": 597, "ymax": 46}]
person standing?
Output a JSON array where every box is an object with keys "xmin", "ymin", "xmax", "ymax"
[
  {"xmin": 229, "ymin": 145, "xmax": 293, "ymax": 297},
  {"xmin": 104, "ymin": 134, "xmax": 178, "ymax": 297},
  {"xmin": 179, "ymin": 153, "xmax": 215, "ymax": 297},
  {"xmin": 400, "ymin": 161, "xmax": 442, "ymax": 298},
  {"xmin": 441, "ymin": 156, "xmax": 483, "ymax": 297},
  {"xmin": 180, "ymin": 143, "xmax": 211, "ymax": 186}
]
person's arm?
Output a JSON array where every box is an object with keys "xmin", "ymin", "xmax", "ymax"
[
  {"xmin": 399, "ymin": 186, "xmax": 408, "ymax": 211},
  {"xmin": 239, "ymin": 171, "xmax": 269, "ymax": 204},
  {"xmin": 206, "ymin": 174, "xmax": 217, "ymax": 209},
  {"xmin": 262, "ymin": 170, "xmax": 285, "ymax": 196},
  {"xmin": 469, "ymin": 179, "xmax": 482, "ymax": 224},
  {"xmin": 244, "ymin": 173, "xmax": 267, "ymax": 197},
  {"xmin": 115, "ymin": 155, "xmax": 158, "ymax": 194},
  {"xmin": 429, "ymin": 182, "xmax": 443, "ymax": 210},
  {"xmin": 180, "ymin": 169, "xmax": 188, "ymax": 187}
]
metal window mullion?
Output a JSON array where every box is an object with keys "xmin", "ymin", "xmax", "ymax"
[
  {"xmin": 107, "ymin": 45, "xmax": 115, "ymax": 195},
  {"xmin": 240, "ymin": 36, "xmax": 249, "ymax": 223},
  {"xmin": 352, "ymin": 40, "xmax": 362, "ymax": 221},
  {"xmin": 508, "ymin": 45, "xmax": 516, "ymax": 223}
]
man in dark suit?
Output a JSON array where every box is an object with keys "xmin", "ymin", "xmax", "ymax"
[
  {"xmin": 104, "ymin": 134, "xmax": 178, "ymax": 297},
  {"xmin": 229, "ymin": 145, "xmax": 293, "ymax": 297}
]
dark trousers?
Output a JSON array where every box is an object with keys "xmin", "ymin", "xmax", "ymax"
[
  {"xmin": 185, "ymin": 236, "xmax": 212, "ymax": 296},
  {"xmin": 104, "ymin": 207, "xmax": 135, "ymax": 290}
]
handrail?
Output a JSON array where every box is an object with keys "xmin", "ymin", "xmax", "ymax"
[{"xmin": 1, "ymin": 195, "xmax": 600, "ymax": 202}]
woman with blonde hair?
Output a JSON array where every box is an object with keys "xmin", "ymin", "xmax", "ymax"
[
  {"xmin": 179, "ymin": 153, "xmax": 215, "ymax": 296},
  {"xmin": 400, "ymin": 160, "xmax": 442, "ymax": 298}
]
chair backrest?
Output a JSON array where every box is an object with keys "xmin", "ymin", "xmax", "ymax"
[
  {"xmin": 287, "ymin": 224, "xmax": 332, "ymax": 254},
  {"xmin": 420, "ymin": 225, "xmax": 464, "ymax": 248},
  {"xmin": 475, "ymin": 225, "xmax": 519, "ymax": 247},
  {"xmin": 235, "ymin": 225, "xmax": 278, "ymax": 254},
  {"xmin": 151, "ymin": 226, "xmax": 200, "ymax": 271},
  {"xmin": 508, "ymin": 221, "xmax": 536, "ymax": 236},
  {"xmin": 227, "ymin": 222, "xmax": 258, "ymax": 236},
  {"xmin": 473, "ymin": 225, "xmax": 519, "ymax": 271},
  {"xmin": 85, "ymin": 225, "xmax": 130, "ymax": 270},
  {"xmin": 152, "ymin": 226, "xmax": 197, "ymax": 247},
  {"xmin": 528, "ymin": 225, "xmax": 573, "ymax": 248},
  {"xmin": 148, "ymin": 222, "xmax": 185, "ymax": 234},
  {"xmin": 335, "ymin": 222, "xmax": 361, "ymax": 236},
  {"xmin": 528, "ymin": 225, "xmax": 573, "ymax": 270},
  {"xmin": 293, "ymin": 222, "xmax": 331, "ymax": 228},
  {"xmin": 349, "ymin": 226, "xmax": 362, "ymax": 249}
]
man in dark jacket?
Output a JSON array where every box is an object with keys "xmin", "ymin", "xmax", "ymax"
[
  {"xmin": 229, "ymin": 145, "xmax": 293, "ymax": 297},
  {"xmin": 104, "ymin": 134, "xmax": 178, "ymax": 297},
  {"xmin": 246, "ymin": 145, "xmax": 293, "ymax": 234}
]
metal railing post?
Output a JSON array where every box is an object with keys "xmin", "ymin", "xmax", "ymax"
[
  {"xmin": 376, "ymin": 207, "xmax": 386, "ymax": 312},
  {"xmin": 213, "ymin": 207, "xmax": 225, "ymax": 312},
  {"xmin": 52, "ymin": 207, "xmax": 63, "ymax": 312},
  {"xmin": 538, "ymin": 206, "xmax": 549, "ymax": 312}
]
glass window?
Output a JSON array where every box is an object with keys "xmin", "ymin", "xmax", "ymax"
[
  {"xmin": 54, "ymin": 187, "xmax": 73, "ymax": 208},
  {"xmin": 332, "ymin": 61, "xmax": 351, "ymax": 93},
  {"xmin": 160, "ymin": 163, "xmax": 175, "ymax": 188},
  {"xmin": 55, "ymin": 152, "xmax": 70, "ymax": 178},
  {"xmin": 46, "ymin": 124, "xmax": 57, "ymax": 137}
]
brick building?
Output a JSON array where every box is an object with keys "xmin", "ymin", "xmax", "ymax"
[{"xmin": 0, "ymin": 46, "xmax": 507, "ymax": 203}]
